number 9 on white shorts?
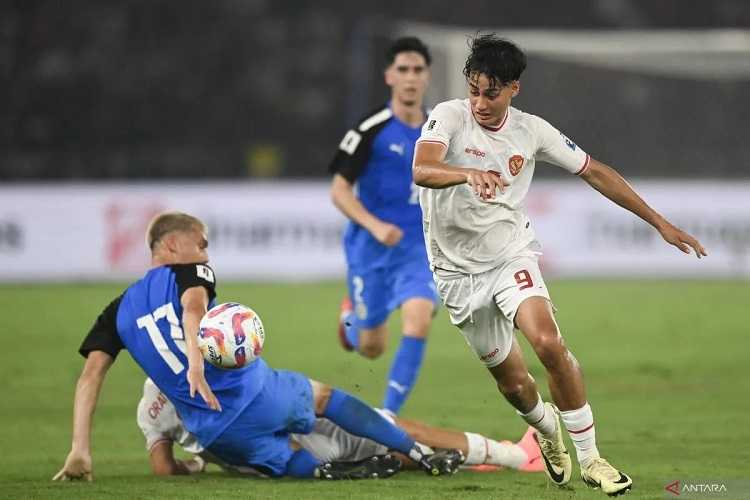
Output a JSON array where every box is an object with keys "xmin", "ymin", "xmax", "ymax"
[{"xmin": 434, "ymin": 251, "xmax": 551, "ymax": 368}]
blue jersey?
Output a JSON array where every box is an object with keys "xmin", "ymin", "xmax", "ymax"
[
  {"xmin": 79, "ymin": 263, "xmax": 270, "ymax": 448},
  {"xmin": 329, "ymin": 104, "xmax": 427, "ymax": 269}
]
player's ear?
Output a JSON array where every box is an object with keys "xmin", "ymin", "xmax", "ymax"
[
  {"xmin": 162, "ymin": 232, "xmax": 180, "ymax": 254},
  {"xmin": 511, "ymin": 80, "xmax": 520, "ymax": 97},
  {"xmin": 384, "ymin": 64, "xmax": 395, "ymax": 87}
]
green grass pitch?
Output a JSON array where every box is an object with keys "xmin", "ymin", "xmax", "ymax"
[{"xmin": 1, "ymin": 280, "xmax": 748, "ymax": 499}]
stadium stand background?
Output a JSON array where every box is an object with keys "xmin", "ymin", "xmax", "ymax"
[{"xmin": 1, "ymin": 0, "xmax": 748, "ymax": 180}]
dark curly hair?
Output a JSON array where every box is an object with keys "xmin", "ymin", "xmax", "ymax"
[{"xmin": 463, "ymin": 34, "xmax": 526, "ymax": 87}]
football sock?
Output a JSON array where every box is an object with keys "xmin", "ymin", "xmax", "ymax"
[
  {"xmin": 485, "ymin": 440, "xmax": 527, "ymax": 468},
  {"xmin": 322, "ymin": 388, "xmax": 415, "ymax": 455},
  {"xmin": 464, "ymin": 433, "xmax": 526, "ymax": 467},
  {"xmin": 285, "ymin": 448, "xmax": 322, "ymax": 478},
  {"xmin": 463, "ymin": 432, "xmax": 488, "ymax": 465},
  {"xmin": 382, "ymin": 336, "xmax": 426, "ymax": 414},
  {"xmin": 343, "ymin": 312, "xmax": 361, "ymax": 350},
  {"xmin": 518, "ymin": 394, "xmax": 557, "ymax": 437},
  {"xmin": 560, "ymin": 403, "xmax": 600, "ymax": 467}
]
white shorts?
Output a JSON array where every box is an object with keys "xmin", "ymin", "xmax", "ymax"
[
  {"xmin": 291, "ymin": 409, "xmax": 394, "ymax": 463},
  {"xmin": 433, "ymin": 246, "xmax": 551, "ymax": 368}
]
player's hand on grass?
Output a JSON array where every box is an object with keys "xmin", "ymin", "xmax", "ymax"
[
  {"xmin": 466, "ymin": 169, "xmax": 509, "ymax": 200},
  {"xmin": 657, "ymin": 220, "xmax": 707, "ymax": 259},
  {"xmin": 52, "ymin": 450, "xmax": 92, "ymax": 481},
  {"xmin": 187, "ymin": 365, "xmax": 222, "ymax": 411},
  {"xmin": 372, "ymin": 221, "xmax": 403, "ymax": 247}
]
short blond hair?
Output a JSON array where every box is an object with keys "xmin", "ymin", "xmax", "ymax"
[{"xmin": 146, "ymin": 211, "xmax": 205, "ymax": 250}]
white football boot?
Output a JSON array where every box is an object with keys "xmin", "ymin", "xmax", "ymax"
[
  {"xmin": 533, "ymin": 403, "xmax": 572, "ymax": 486},
  {"xmin": 581, "ymin": 457, "xmax": 633, "ymax": 496}
]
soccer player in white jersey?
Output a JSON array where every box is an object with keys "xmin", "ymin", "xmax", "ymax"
[
  {"xmin": 136, "ymin": 378, "xmax": 543, "ymax": 477},
  {"xmin": 412, "ymin": 35, "xmax": 707, "ymax": 497}
]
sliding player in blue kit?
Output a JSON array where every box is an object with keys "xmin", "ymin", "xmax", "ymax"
[
  {"xmin": 53, "ymin": 212, "xmax": 461, "ymax": 482},
  {"xmin": 329, "ymin": 37, "xmax": 438, "ymax": 416}
]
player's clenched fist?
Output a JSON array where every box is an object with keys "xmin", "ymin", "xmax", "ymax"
[
  {"xmin": 53, "ymin": 450, "xmax": 92, "ymax": 482},
  {"xmin": 465, "ymin": 169, "xmax": 509, "ymax": 200},
  {"xmin": 372, "ymin": 221, "xmax": 404, "ymax": 247}
]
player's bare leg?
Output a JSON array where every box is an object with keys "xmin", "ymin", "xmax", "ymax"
[
  {"xmin": 400, "ymin": 298, "xmax": 432, "ymax": 340},
  {"xmin": 515, "ymin": 296, "xmax": 632, "ymax": 496},
  {"xmin": 514, "ymin": 297, "xmax": 585, "ymax": 411},
  {"xmin": 487, "ymin": 339, "xmax": 572, "ymax": 486}
]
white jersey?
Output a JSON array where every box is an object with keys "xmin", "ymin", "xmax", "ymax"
[
  {"xmin": 137, "ymin": 378, "xmax": 202, "ymax": 454},
  {"xmin": 417, "ymin": 98, "xmax": 590, "ymax": 274},
  {"xmin": 136, "ymin": 379, "xmax": 392, "ymax": 474}
]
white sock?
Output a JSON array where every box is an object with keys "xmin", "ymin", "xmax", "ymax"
[
  {"xmin": 485, "ymin": 440, "xmax": 527, "ymax": 469},
  {"xmin": 518, "ymin": 394, "xmax": 557, "ymax": 437},
  {"xmin": 560, "ymin": 403, "xmax": 600, "ymax": 467},
  {"xmin": 464, "ymin": 433, "xmax": 527, "ymax": 468},
  {"xmin": 463, "ymin": 432, "xmax": 488, "ymax": 465}
]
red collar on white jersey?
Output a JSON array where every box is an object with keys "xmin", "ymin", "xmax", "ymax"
[{"xmin": 473, "ymin": 108, "xmax": 509, "ymax": 132}]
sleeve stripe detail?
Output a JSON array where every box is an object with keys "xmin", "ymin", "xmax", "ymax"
[
  {"xmin": 358, "ymin": 108, "xmax": 393, "ymax": 132},
  {"xmin": 575, "ymin": 154, "xmax": 591, "ymax": 176},
  {"xmin": 416, "ymin": 139, "xmax": 448, "ymax": 148}
]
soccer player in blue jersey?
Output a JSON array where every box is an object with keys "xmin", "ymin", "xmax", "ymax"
[
  {"xmin": 329, "ymin": 37, "xmax": 437, "ymax": 416},
  {"xmin": 53, "ymin": 212, "xmax": 460, "ymax": 481}
]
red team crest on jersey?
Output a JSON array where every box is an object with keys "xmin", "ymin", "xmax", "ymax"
[{"xmin": 508, "ymin": 155, "xmax": 524, "ymax": 176}]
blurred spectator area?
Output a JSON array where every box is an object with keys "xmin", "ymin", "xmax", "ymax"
[{"xmin": 1, "ymin": 0, "xmax": 748, "ymax": 179}]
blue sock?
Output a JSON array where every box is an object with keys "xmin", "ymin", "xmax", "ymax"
[
  {"xmin": 322, "ymin": 388, "xmax": 415, "ymax": 455},
  {"xmin": 382, "ymin": 336, "xmax": 426, "ymax": 414},
  {"xmin": 344, "ymin": 312, "xmax": 361, "ymax": 350},
  {"xmin": 285, "ymin": 448, "xmax": 321, "ymax": 478}
]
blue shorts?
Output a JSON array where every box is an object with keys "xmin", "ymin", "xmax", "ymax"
[
  {"xmin": 347, "ymin": 255, "xmax": 439, "ymax": 330},
  {"xmin": 206, "ymin": 369, "xmax": 316, "ymax": 477}
]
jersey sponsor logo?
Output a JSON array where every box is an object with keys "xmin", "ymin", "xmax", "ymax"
[
  {"xmin": 465, "ymin": 147, "xmax": 485, "ymax": 158},
  {"xmin": 339, "ymin": 129, "xmax": 362, "ymax": 155},
  {"xmin": 480, "ymin": 347, "xmax": 500, "ymax": 362},
  {"xmin": 196, "ymin": 264, "xmax": 215, "ymax": 283},
  {"xmin": 427, "ymin": 119, "xmax": 437, "ymax": 131},
  {"xmin": 560, "ymin": 132, "xmax": 577, "ymax": 151},
  {"xmin": 389, "ymin": 143, "xmax": 405, "ymax": 156},
  {"xmin": 508, "ymin": 155, "xmax": 524, "ymax": 176}
]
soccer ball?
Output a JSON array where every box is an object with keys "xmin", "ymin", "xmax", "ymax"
[{"xmin": 198, "ymin": 302, "xmax": 265, "ymax": 369}]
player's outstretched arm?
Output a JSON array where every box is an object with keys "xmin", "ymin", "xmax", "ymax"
[
  {"xmin": 580, "ymin": 158, "xmax": 707, "ymax": 258},
  {"xmin": 181, "ymin": 286, "xmax": 221, "ymax": 411},
  {"xmin": 413, "ymin": 142, "xmax": 508, "ymax": 200},
  {"xmin": 330, "ymin": 173, "xmax": 403, "ymax": 246},
  {"xmin": 53, "ymin": 351, "xmax": 114, "ymax": 482}
]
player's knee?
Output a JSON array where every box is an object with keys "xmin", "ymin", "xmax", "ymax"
[
  {"xmin": 403, "ymin": 320, "xmax": 431, "ymax": 339},
  {"xmin": 496, "ymin": 373, "xmax": 531, "ymax": 400},
  {"xmin": 531, "ymin": 330, "xmax": 566, "ymax": 367}
]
